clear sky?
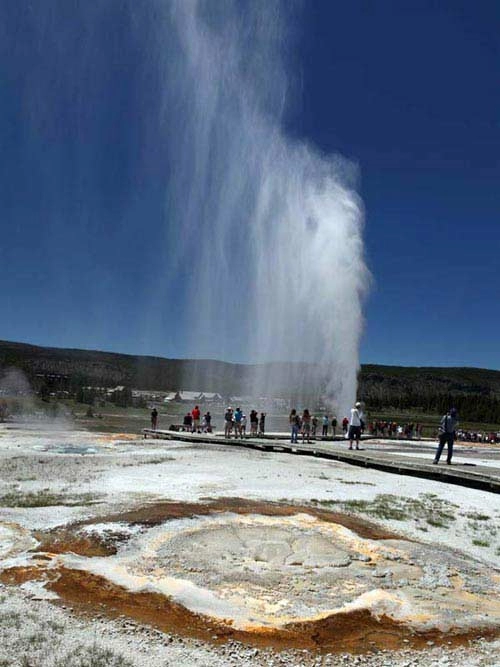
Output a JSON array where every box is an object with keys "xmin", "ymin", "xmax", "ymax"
[{"xmin": 1, "ymin": 1, "xmax": 499, "ymax": 369}]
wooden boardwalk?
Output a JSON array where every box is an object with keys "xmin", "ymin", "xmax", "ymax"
[{"xmin": 143, "ymin": 429, "xmax": 500, "ymax": 494}]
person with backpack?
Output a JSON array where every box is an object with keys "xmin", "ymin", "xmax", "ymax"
[
  {"xmin": 322, "ymin": 414, "xmax": 329, "ymax": 437},
  {"xmin": 331, "ymin": 416, "xmax": 338, "ymax": 437},
  {"xmin": 433, "ymin": 408, "xmax": 458, "ymax": 465}
]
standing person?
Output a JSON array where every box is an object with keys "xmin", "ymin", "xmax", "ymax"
[
  {"xmin": 342, "ymin": 416, "xmax": 349, "ymax": 435},
  {"xmin": 241, "ymin": 414, "xmax": 247, "ymax": 436},
  {"xmin": 183, "ymin": 412, "xmax": 192, "ymax": 431},
  {"xmin": 259, "ymin": 412, "xmax": 266, "ymax": 436},
  {"xmin": 250, "ymin": 410, "xmax": 258, "ymax": 436},
  {"xmin": 433, "ymin": 408, "xmax": 458, "ymax": 465},
  {"xmin": 290, "ymin": 409, "xmax": 300, "ymax": 443},
  {"xmin": 224, "ymin": 407, "xmax": 234, "ymax": 439},
  {"xmin": 302, "ymin": 409, "xmax": 311, "ymax": 443},
  {"xmin": 234, "ymin": 407, "xmax": 243, "ymax": 438},
  {"xmin": 150, "ymin": 407, "xmax": 158, "ymax": 430},
  {"xmin": 322, "ymin": 414, "xmax": 329, "ymax": 437},
  {"xmin": 204, "ymin": 411, "xmax": 212, "ymax": 433},
  {"xmin": 191, "ymin": 405, "xmax": 201, "ymax": 433},
  {"xmin": 348, "ymin": 401, "xmax": 364, "ymax": 450},
  {"xmin": 331, "ymin": 416, "xmax": 337, "ymax": 437},
  {"xmin": 311, "ymin": 415, "xmax": 318, "ymax": 438}
]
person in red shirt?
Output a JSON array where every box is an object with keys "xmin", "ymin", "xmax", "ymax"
[{"xmin": 191, "ymin": 405, "xmax": 201, "ymax": 433}]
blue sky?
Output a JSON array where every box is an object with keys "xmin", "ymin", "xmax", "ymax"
[{"xmin": 1, "ymin": 1, "xmax": 498, "ymax": 369}]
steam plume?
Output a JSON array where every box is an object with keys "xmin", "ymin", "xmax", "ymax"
[{"xmin": 158, "ymin": 1, "xmax": 369, "ymax": 414}]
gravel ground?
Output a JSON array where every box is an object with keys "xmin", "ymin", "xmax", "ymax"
[{"xmin": 1, "ymin": 583, "xmax": 500, "ymax": 667}]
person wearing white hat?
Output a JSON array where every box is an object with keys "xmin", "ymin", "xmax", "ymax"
[{"xmin": 348, "ymin": 401, "xmax": 364, "ymax": 450}]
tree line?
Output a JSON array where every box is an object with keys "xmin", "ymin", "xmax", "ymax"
[{"xmin": 362, "ymin": 389, "xmax": 500, "ymax": 423}]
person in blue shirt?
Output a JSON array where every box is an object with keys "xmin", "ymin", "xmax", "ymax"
[{"xmin": 234, "ymin": 407, "xmax": 243, "ymax": 438}]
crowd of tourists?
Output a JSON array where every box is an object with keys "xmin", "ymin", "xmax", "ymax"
[
  {"xmin": 150, "ymin": 405, "xmax": 215, "ymax": 433},
  {"xmin": 180, "ymin": 405, "xmax": 214, "ymax": 433},
  {"xmin": 289, "ymin": 410, "xmax": 339, "ymax": 443},
  {"xmin": 150, "ymin": 402, "xmax": 499, "ymax": 461},
  {"xmin": 223, "ymin": 407, "xmax": 266, "ymax": 438},
  {"xmin": 367, "ymin": 420, "xmax": 425, "ymax": 439},
  {"xmin": 456, "ymin": 429, "xmax": 500, "ymax": 443}
]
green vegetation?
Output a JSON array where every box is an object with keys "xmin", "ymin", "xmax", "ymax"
[
  {"xmin": 316, "ymin": 493, "xmax": 458, "ymax": 527},
  {"xmin": 0, "ymin": 489, "xmax": 102, "ymax": 507},
  {"xmin": 54, "ymin": 644, "xmax": 134, "ymax": 667},
  {"xmin": 120, "ymin": 456, "xmax": 175, "ymax": 466},
  {"xmin": 466, "ymin": 512, "xmax": 491, "ymax": 521},
  {"xmin": 361, "ymin": 365, "xmax": 500, "ymax": 423},
  {"xmin": 472, "ymin": 539, "xmax": 490, "ymax": 547}
]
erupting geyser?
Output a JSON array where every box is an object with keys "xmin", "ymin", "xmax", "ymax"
[
  {"xmin": 14, "ymin": 0, "xmax": 369, "ymax": 415},
  {"xmin": 159, "ymin": 0, "xmax": 370, "ymax": 414}
]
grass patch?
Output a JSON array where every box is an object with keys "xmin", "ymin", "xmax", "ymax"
[
  {"xmin": 426, "ymin": 517, "xmax": 447, "ymax": 528},
  {"xmin": 315, "ymin": 493, "xmax": 457, "ymax": 527},
  {"xmin": 0, "ymin": 490, "xmax": 102, "ymax": 507},
  {"xmin": 54, "ymin": 644, "xmax": 133, "ymax": 667},
  {"xmin": 0, "ymin": 611, "xmax": 22, "ymax": 630},
  {"xmin": 472, "ymin": 539, "xmax": 490, "ymax": 547},
  {"xmin": 465, "ymin": 512, "xmax": 490, "ymax": 521},
  {"xmin": 120, "ymin": 456, "xmax": 175, "ymax": 467}
]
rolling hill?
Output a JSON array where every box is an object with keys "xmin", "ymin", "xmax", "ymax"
[{"xmin": 1, "ymin": 340, "xmax": 499, "ymax": 421}]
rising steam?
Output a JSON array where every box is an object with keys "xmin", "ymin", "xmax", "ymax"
[
  {"xmin": 7, "ymin": 0, "xmax": 369, "ymax": 416},
  {"xmin": 157, "ymin": 0, "xmax": 369, "ymax": 414}
]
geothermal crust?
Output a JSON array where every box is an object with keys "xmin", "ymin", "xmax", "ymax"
[
  {"xmin": 2, "ymin": 425, "xmax": 500, "ymax": 665},
  {"xmin": 51, "ymin": 511, "xmax": 500, "ymax": 635}
]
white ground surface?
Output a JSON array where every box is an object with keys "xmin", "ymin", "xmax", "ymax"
[{"xmin": 1, "ymin": 423, "xmax": 500, "ymax": 666}]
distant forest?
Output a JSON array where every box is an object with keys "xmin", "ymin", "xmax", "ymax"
[
  {"xmin": 361, "ymin": 365, "xmax": 500, "ymax": 423},
  {"xmin": 1, "ymin": 340, "xmax": 499, "ymax": 422}
]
